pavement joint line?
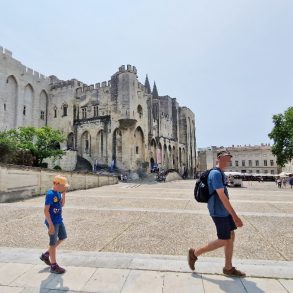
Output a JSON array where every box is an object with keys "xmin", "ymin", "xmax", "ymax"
[
  {"xmin": 243, "ymin": 216, "xmax": 289, "ymax": 261},
  {"xmin": 62, "ymin": 194, "xmax": 293, "ymax": 205},
  {"xmin": 2, "ymin": 204, "xmax": 293, "ymax": 218},
  {"xmin": 98, "ymin": 222, "xmax": 137, "ymax": 252}
]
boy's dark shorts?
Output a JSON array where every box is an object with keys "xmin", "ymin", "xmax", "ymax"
[
  {"xmin": 45, "ymin": 222, "xmax": 67, "ymax": 246},
  {"xmin": 212, "ymin": 215, "xmax": 237, "ymax": 240}
]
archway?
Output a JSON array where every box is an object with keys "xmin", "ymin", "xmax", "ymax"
[
  {"xmin": 81, "ymin": 131, "xmax": 91, "ymax": 155},
  {"xmin": 67, "ymin": 133, "xmax": 74, "ymax": 150},
  {"xmin": 5, "ymin": 75, "xmax": 18, "ymax": 128},
  {"xmin": 96, "ymin": 130, "xmax": 104, "ymax": 162},
  {"xmin": 23, "ymin": 84, "xmax": 34, "ymax": 126},
  {"xmin": 113, "ymin": 128, "xmax": 122, "ymax": 168},
  {"xmin": 40, "ymin": 90, "xmax": 48, "ymax": 125},
  {"xmin": 134, "ymin": 127, "xmax": 145, "ymax": 165}
]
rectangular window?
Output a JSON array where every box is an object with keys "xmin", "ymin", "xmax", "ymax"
[
  {"xmin": 235, "ymin": 160, "xmax": 239, "ymax": 166},
  {"xmin": 255, "ymin": 160, "xmax": 259, "ymax": 166},
  {"xmin": 264, "ymin": 160, "xmax": 267, "ymax": 166},
  {"xmin": 242, "ymin": 160, "xmax": 245, "ymax": 167},
  {"xmin": 256, "ymin": 170, "xmax": 260, "ymax": 174},
  {"xmin": 81, "ymin": 107, "xmax": 87, "ymax": 119},
  {"xmin": 271, "ymin": 170, "xmax": 274, "ymax": 174},
  {"xmin": 23, "ymin": 106, "xmax": 26, "ymax": 115},
  {"xmin": 40, "ymin": 111, "xmax": 45, "ymax": 120},
  {"xmin": 270, "ymin": 160, "xmax": 274, "ymax": 166},
  {"xmin": 4, "ymin": 104, "xmax": 6, "ymax": 111},
  {"xmin": 248, "ymin": 160, "xmax": 252, "ymax": 167},
  {"xmin": 229, "ymin": 161, "xmax": 232, "ymax": 166},
  {"xmin": 136, "ymin": 146, "xmax": 139, "ymax": 154},
  {"xmin": 264, "ymin": 170, "xmax": 268, "ymax": 174},
  {"xmin": 63, "ymin": 105, "xmax": 68, "ymax": 117},
  {"xmin": 93, "ymin": 106, "xmax": 98, "ymax": 117}
]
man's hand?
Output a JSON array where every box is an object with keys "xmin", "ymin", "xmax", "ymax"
[
  {"xmin": 48, "ymin": 225, "xmax": 55, "ymax": 235},
  {"xmin": 233, "ymin": 215, "xmax": 243, "ymax": 228}
]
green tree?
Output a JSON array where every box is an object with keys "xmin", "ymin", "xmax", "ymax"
[
  {"xmin": 0, "ymin": 126, "xmax": 66, "ymax": 166},
  {"xmin": 268, "ymin": 107, "xmax": 293, "ymax": 167}
]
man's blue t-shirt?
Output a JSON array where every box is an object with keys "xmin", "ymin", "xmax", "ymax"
[
  {"xmin": 45, "ymin": 189, "xmax": 63, "ymax": 225},
  {"xmin": 207, "ymin": 169, "xmax": 229, "ymax": 217}
]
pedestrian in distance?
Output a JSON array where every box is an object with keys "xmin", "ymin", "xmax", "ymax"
[
  {"xmin": 289, "ymin": 176, "xmax": 293, "ymax": 189},
  {"xmin": 188, "ymin": 150, "xmax": 246, "ymax": 277},
  {"xmin": 277, "ymin": 177, "xmax": 282, "ymax": 189},
  {"xmin": 40, "ymin": 175, "xmax": 69, "ymax": 274}
]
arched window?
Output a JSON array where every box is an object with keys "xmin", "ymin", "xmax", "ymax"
[
  {"xmin": 54, "ymin": 106, "xmax": 57, "ymax": 118},
  {"xmin": 62, "ymin": 104, "xmax": 68, "ymax": 117},
  {"xmin": 137, "ymin": 105, "xmax": 143, "ymax": 118}
]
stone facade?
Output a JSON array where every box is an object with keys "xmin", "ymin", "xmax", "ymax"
[
  {"xmin": 198, "ymin": 144, "xmax": 280, "ymax": 175},
  {"xmin": 0, "ymin": 46, "xmax": 196, "ymax": 175}
]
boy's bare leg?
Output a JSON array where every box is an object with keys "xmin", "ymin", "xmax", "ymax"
[
  {"xmin": 47, "ymin": 240, "xmax": 64, "ymax": 264},
  {"xmin": 224, "ymin": 231, "xmax": 235, "ymax": 270},
  {"xmin": 49, "ymin": 246, "xmax": 56, "ymax": 264},
  {"xmin": 194, "ymin": 239, "xmax": 227, "ymax": 257}
]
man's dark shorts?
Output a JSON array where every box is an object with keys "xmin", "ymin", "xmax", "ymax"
[
  {"xmin": 45, "ymin": 222, "xmax": 67, "ymax": 246},
  {"xmin": 212, "ymin": 215, "xmax": 237, "ymax": 240}
]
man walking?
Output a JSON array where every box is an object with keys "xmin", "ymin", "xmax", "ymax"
[{"xmin": 188, "ymin": 150, "xmax": 246, "ymax": 277}]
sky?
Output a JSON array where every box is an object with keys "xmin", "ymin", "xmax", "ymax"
[{"xmin": 1, "ymin": 0, "xmax": 293, "ymax": 148}]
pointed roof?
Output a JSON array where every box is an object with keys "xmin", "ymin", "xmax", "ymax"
[
  {"xmin": 144, "ymin": 75, "xmax": 151, "ymax": 94},
  {"xmin": 152, "ymin": 81, "xmax": 159, "ymax": 99}
]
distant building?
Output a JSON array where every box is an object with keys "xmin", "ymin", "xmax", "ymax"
[{"xmin": 198, "ymin": 144, "xmax": 280, "ymax": 175}]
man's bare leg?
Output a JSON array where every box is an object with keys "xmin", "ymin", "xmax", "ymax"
[
  {"xmin": 224, "ymin": 231, "xmax": 235, "ymax": 270},
  {"xmin": 194, "ymin": 239, "xmax": 228, "ymax": 257}
]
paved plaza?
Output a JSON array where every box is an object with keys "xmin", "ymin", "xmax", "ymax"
[{"xmin": 0, "ymin": 180, "xmax": 293, "ymax": 292}]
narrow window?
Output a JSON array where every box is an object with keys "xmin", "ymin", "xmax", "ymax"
[
  {"xmin": 40, "ymin": 111, "xmax": 45, "ymax": 120},
  {"xmin": 136, "ymin": 146, "xmax": 139, "ymax": 154},
  {"xmin": 4, "ymin": 104, "xmax": 6, "ymax": 111},
  {"xmin": 54, "ymin": 107, "xmax": 57, "ymax": 118},
  {"xmin": 23, "ymin": 106, "xmax": 26, "ymax": 115},
  {"xmin": 63, "ymin": 104, "xmax": 68, "ymax": 117}
]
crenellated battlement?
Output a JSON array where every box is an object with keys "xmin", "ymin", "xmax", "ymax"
[
  {"xmin": 118, "ymin": 64, "xmax": 137, "ymax": 74},
  {"xmin": 75, "ymin": 80, "xmax": 111, "ymax": 96},
  {"xmin": 0, "ymin": 45, "xmax": 48, "ymax": 82}
]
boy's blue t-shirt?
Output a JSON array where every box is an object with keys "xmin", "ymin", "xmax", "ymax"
[
  {"xmin": 44, "ymin": 189, "xmax": 63, "ymax": 225},
  {"xmin": 207, "ymin": 169, "xmax": 229, "ymax": 217}
]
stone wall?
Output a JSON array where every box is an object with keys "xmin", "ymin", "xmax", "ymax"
[
  {"xmin": 44, "ymin": 150, "xmax": 78, "ymax": 172},
  {"xmin": 0, "ymin": 164, "xmax": 118, "ymax": 203}
]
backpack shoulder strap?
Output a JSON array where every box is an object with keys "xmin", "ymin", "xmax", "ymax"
[{"xmin": 212, "ymin": 167, "xmax": 226, "ymax": 185}]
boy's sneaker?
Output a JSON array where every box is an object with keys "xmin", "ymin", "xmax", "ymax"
[
  {"xmin": 50, "ymin": 264, "xmax": 65, "ymax": 274},
  {"xmin": 40, "ymin": 253, "xmax": 51, "ymax": 266},
  {"xmin": 187, "ymin": 248, "xmax": 198, "ymax": 271}
]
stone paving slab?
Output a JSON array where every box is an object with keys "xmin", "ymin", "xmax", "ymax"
[
  {"xmin": 1, "ymin": 247, "xmax": 292, "ymax": 279},
  {"xmin": 0, "ymin": 260, "xmax": 292, "ymax": 293}
]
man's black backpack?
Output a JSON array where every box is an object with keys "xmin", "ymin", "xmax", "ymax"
[{"xmin": 194, "ymin": 168, "xmax": 224, "ymax": 203}]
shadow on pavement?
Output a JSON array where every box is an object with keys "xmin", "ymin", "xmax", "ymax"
[
  {"xmin": 39, "ymin": 267, "xmax": 69, "ymax": 292},
  {"xmin": 195, "ymin": 274, "xmax": 266, "ymax": 293}
]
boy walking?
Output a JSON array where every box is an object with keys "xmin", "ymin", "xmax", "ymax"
[
  {"xmin": 188, "ymin": 150, "xmax": 246, "ymax": 277},
  {"xmin": 40, "ymin": 175, "xmax": 69, "ymax": 274}
]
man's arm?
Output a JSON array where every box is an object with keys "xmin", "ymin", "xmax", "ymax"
[
  {"xmin": 216, "ymin": 188, "xmax": 243, "ymax": 227},
  {"xmin": 44, "ymin": 205, "xmax": 55, "ymax": 235}
]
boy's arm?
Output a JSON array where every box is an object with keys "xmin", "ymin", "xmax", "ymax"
[
  {"xmin": 61, "ymin": 191, "xmax": 66, "ymax": 207},
  {"xmin": 216, "ymin": 188, "xmax": 243, "ymax": 228},
  {"xmin": 44, "ymin": 205, "xmax": 55, "ymax": 235}
]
